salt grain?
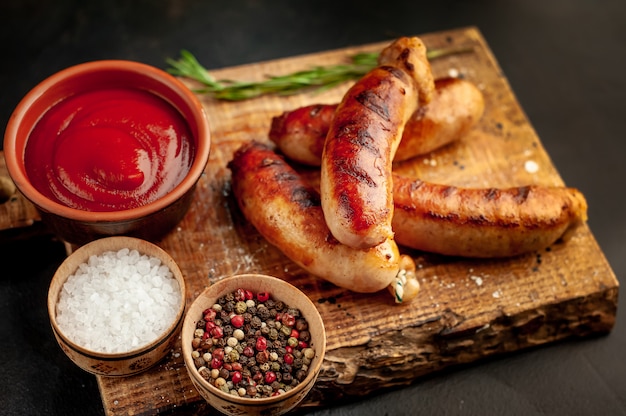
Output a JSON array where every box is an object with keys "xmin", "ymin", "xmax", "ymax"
[
  {"xmin": 524, "ymin": 160, "xmax": 539, "ymax": 173},
  {"xmin": 56, "ymin": 248, "xmax": 182, "ymax": 353}
]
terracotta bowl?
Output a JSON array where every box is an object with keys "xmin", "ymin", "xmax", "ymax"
[
  {"xmin": 182, "ymin": 274, "xmax": 326, "ymax": 416},
  {"xmin": 47, "ymin": 236, "xmax": 186, "ymax": 377},
  {"xmin": 3, "ymin": 60, "xmax": 210, "ymax": 245}
]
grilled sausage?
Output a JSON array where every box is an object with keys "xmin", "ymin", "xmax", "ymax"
[
  {"xmin": 392, "ymin": 176, "xmax": 588, "ymax": 258},
  {"xmin": 320, "ymin": 36, "xmax": 435, "ymax": 249},
  {"xmin": 269, "ymin": 77, "xmax": 484, "ymax": 165},
  {"xmin": 269, "ymin": 103, "xmax": 336, "ymax": 166},
  {"xmin": 228, "ymin": 141, "xmax": 419, "ymax": 300}
]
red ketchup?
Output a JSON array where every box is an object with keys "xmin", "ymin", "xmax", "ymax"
[{"xmin": 24, "ymin": 88, "xmax": 195, "ymax": 211}]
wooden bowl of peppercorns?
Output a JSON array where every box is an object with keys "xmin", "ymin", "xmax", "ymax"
[{"xmin": 182, "ymin": 273, "xmax": 326, "ymax": 416}]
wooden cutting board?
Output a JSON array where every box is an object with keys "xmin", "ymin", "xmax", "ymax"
[{"xmin": 0, "ymin": 27, "xmax": 618, "ymax": 415}]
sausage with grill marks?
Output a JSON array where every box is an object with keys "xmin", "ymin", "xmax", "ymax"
[
  {"xmin": 391, "ymin": 176, "xmax": 588, "ymax": 258},
  {"xmin": 228, "ymin": 141, "xmax": 419, "ymax": 300},
  {"xmin": 320, "ymin": 36, "xmax": 435, "ymax": 249},
  {"xmin": 269, "ymin": 77, "xmax": 484, "ymax": 166}
]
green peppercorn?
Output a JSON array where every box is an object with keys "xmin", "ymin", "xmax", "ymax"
[
  {"xmin": 229, "ymin": 349, "xmax": 240, "ymax": 362},
  {"xmin": 280, "ymin": 325, "xmax": 292, "ymax": 337},
  {"xmin": 303, "ymin": 348, "xmax": 315, "ymax": 360},
  {"xmin": 235, "ymin": 301, "xmax": 247, "ymax": 314},
  {"xmin": 287, "ymin": 337, "xmax": 299, "ymax": 347}
]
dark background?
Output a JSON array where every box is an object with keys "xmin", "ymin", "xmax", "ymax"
[{"xmin": 1, "ymin": 1, "xmax": 625, "ymax": 415}]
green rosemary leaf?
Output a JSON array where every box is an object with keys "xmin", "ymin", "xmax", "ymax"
[{"xmin": 166, "ymin": 45, "xmax": 472, "ymax": 101}]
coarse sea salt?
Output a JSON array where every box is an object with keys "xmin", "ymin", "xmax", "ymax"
[{"xmin": 56, "ymin": 248, "xmax": 181, "ymax": 354}]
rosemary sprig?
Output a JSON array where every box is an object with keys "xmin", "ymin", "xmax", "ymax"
[{"xmin": 166, "ymin": 45, "xmax": 472, "ymax": 101}]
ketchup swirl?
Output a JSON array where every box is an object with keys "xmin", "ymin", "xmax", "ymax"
[{"xmin": 24, "ymin": 88, "xmax": 194, "ymax": 211}]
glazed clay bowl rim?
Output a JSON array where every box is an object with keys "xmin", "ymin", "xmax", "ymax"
[
  {"xmin": 3, "ymin": 59, "xmax": 210, "ymax": 222},
  {"xmin": 47, "ymin": 236, "xmax": 187, "ymax": 360},
  {"xmin": 182, "ymin": 273, "xmax": 327, "ymax": 407}
]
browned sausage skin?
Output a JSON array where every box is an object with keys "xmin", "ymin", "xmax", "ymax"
[
  {"xmin": 269, "ymin": 78, "xmax": 484, "ymax": 166},
  {"xmin": 320, "ymin": 36, "xmax": 435, "ymax": 249},
  {"xmin": 269, "ymin": 104, "xmax": 335, "ymax": 166},
  {"xmin": 228, "ymin": 141, "xmax": 419, "ymax": 300},
  {"xmin": 396, "ymin": 77, "xmax": 484, "ymax": 161},
  {"xmin": 392, "ymin": 176, "xmax": 588, "ymax": 258}
]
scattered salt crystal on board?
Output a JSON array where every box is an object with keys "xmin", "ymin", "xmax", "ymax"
[
  {"xmin": 56, "ymin": 248, "xmax": 181, "ymax": 353},
  {"xmin": 524, "ymin": 160, "xmax": 539, "ymax": 173}
]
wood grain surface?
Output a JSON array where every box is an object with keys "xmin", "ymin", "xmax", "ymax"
[{"xmin": 0, "ymin": 27, "xmax": 618, "ymax": 415}]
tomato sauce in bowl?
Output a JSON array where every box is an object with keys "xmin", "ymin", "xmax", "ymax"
[
  {"xmin": 25, "ymin": 88, "xmax": 195, "ymax": 212},
  {"xmin": 4, "ymin": 60, "xmax": 211, "ymax": 244}
]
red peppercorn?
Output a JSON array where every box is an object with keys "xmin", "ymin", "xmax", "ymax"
[
  {"xmin": 235, "ymin": 288, "xmax": 246, "ymax": 301},
  {"xmin": 231, "ymin": 370, "xmax": 242, "ymax": 384},
  {"xmin": 203, "ymin": 308, "xmax": 217, "ymax": 321},
  {"xmin": 265, "ymin": 371, "xmax": 277, "ymax": 384},
  {"xmin": 282, "ymin": 313, "xmax": 296, "ymax": 327},
  {"xmin": 231, "ymin": 314, "xmax": 245, "ymax": 328},
  {"xmin": 205, "ymin": 321, "xmax": 216, "ymax": 332},
  {"xmin": 257, "ymin": 291, "xmax": 270, "ymax": 302},
  {"xmin": 290, "ymin": 329, "xmax": 299, "ymax": 339},
  {"xmin": 298, "ymin": 340, "xmax": 308, "ymax": 349},
  {"xmin": 285, "ymin": 346, "xmax": 293, "ymax": 354},
  {"xmin": 284, "ymin": 353, "xmax": 294, "ymax": 365},
  {"xmin": 231, "ymin": 362, "xmax": 243, "ymax": 372},
  {"xmin": 256, "ymin": 336, "xmax": 267, "ymax": 351},
  {"xmin": 243, "ymin": 346, "xmax": 255, "ymax": 357},
  {"xmin": 210, "ymin": 325, "xmax": 224, "ymax": 338},
  {"xmin": 210, "ymin": 357, "xmax": 223, "ymax": 369},
  {"xmin": 212, "ymin": 348, "xmax": 225, "ymax": 361},
  {"xmin": 244, "ymin": 289, "xmax": 254, "ymax": 300}
]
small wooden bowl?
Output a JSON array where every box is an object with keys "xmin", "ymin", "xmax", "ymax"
[
  {"xmin": 182, "ymin": 274, "xmax": 326, "ymax": 416},
  {"xmin": 47, "ymin": 236, "xmax": 186, "ymax": 377}
]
